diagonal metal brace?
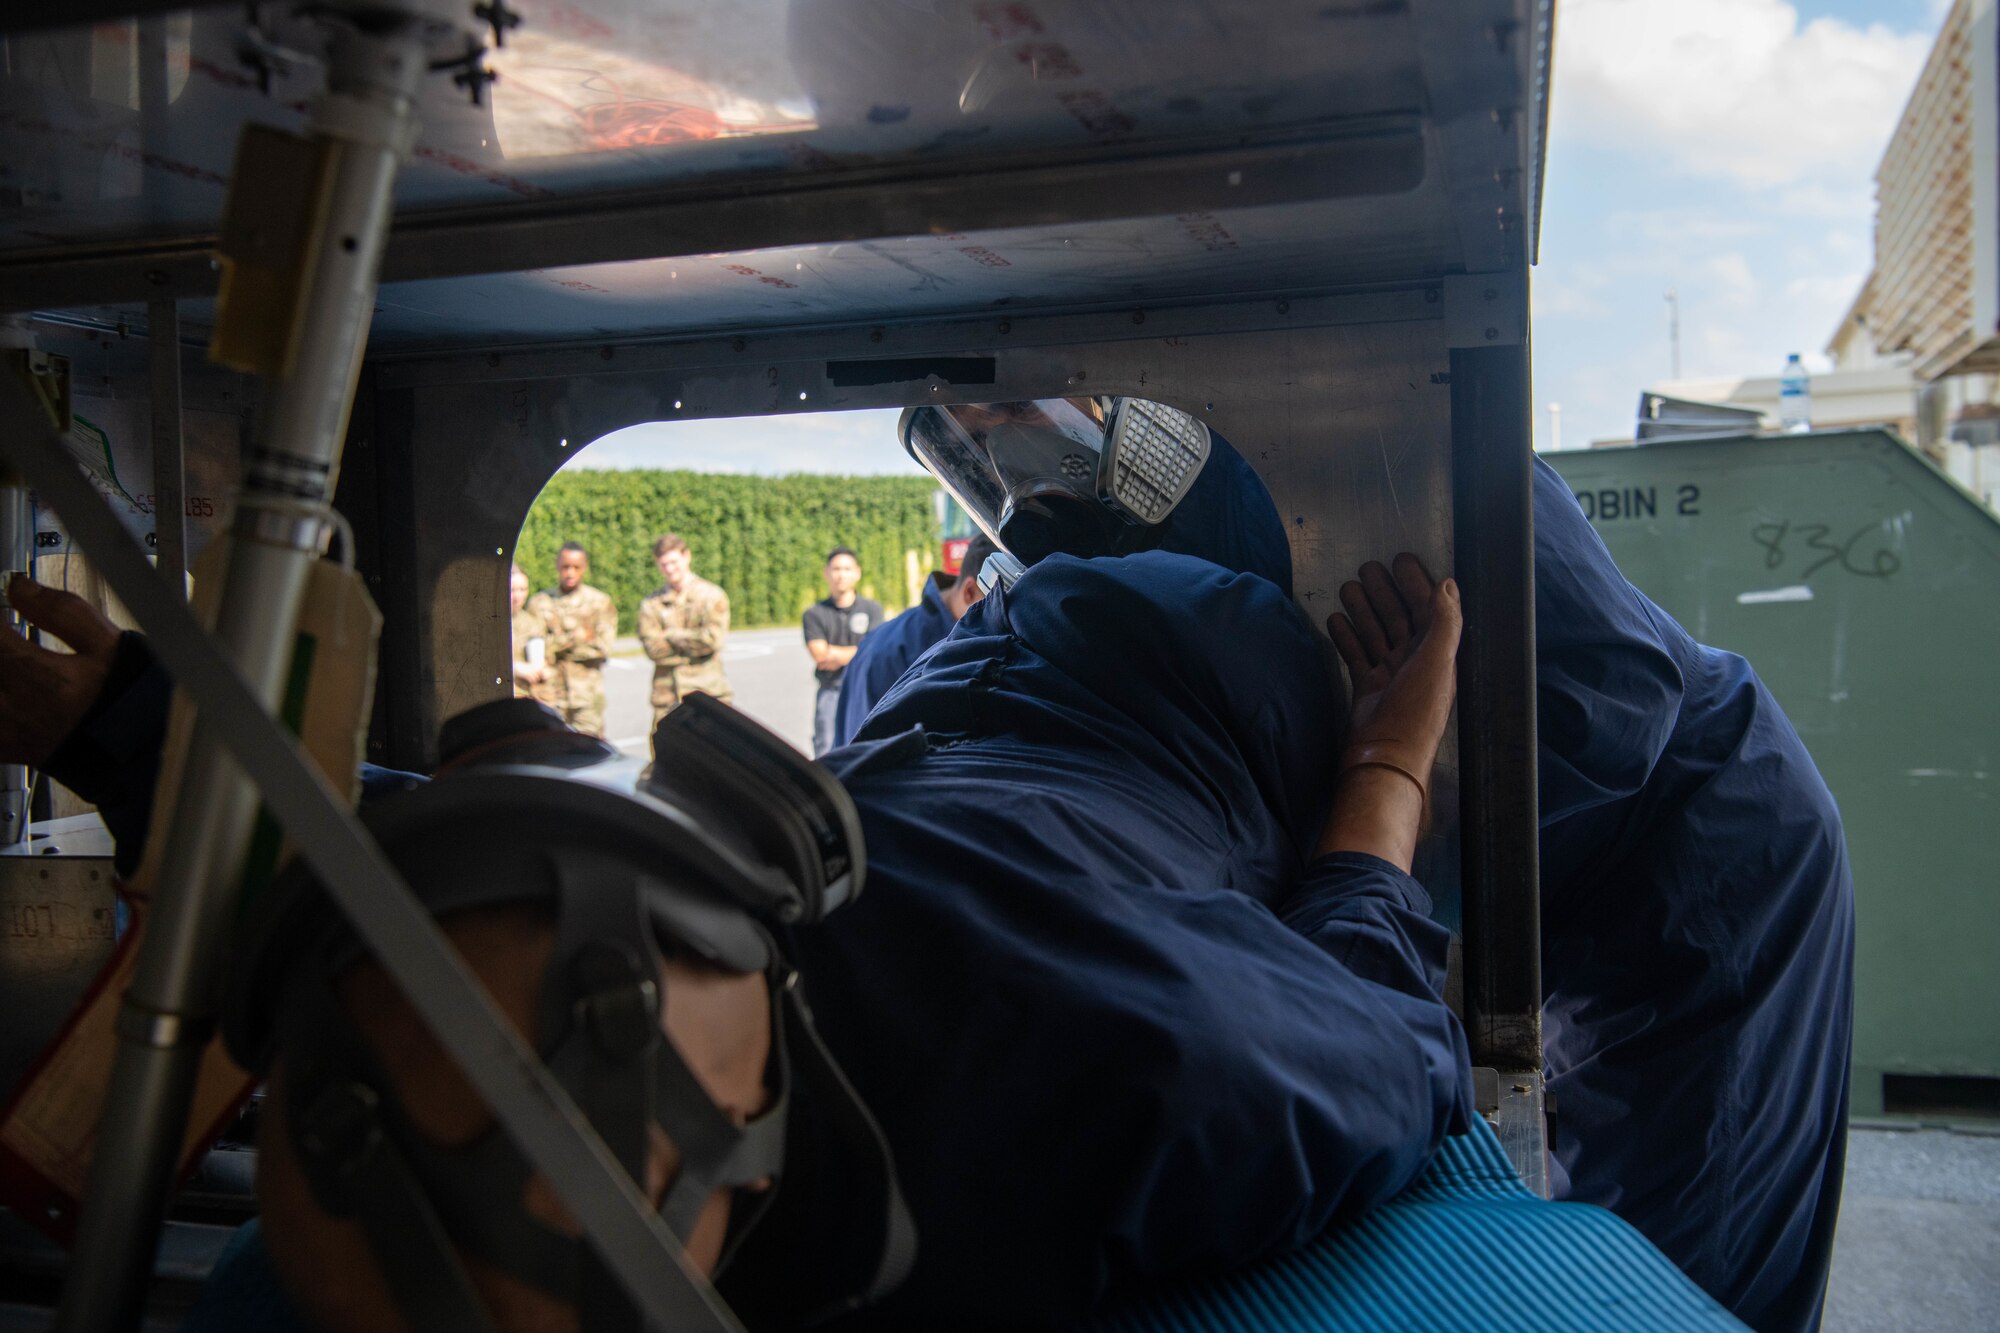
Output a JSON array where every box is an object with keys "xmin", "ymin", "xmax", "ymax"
[{"xmin": 0, "ymin": 374, "xmax": 745, "ymax": 1333}]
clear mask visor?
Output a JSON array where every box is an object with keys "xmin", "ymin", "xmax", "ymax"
[{"xmin": 899, "ymin": 399, "xmax": 1110, "ymax": 548}]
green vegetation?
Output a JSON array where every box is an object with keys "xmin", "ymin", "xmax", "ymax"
[{"xmin": 516, "ymin": 470, "xmax": 937, "ymax": 631}]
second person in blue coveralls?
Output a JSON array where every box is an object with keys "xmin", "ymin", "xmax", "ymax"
[{"xmin": 832, "ymin": 534, "xmax": 996, "ymax": 748}]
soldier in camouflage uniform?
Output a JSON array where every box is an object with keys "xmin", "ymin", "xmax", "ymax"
[
  {"xmin": 525, "ymin": 542, "xmax": 617, "ymax": 737},
  {"xmin": 637, "ymin": 534, "xmax": 733, "ymax": 760},
  {"xmin": 508, "ymin": 564, "xmax": 557, "ymax": 706}
]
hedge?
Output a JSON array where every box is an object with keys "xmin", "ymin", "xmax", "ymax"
[{"xmin": 515, "ymin": 470, "xmax": 939, "ymax": 632}]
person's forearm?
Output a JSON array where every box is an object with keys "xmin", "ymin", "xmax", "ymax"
[
  {"xmin": 661, "ymin": 627, "xmax": 719, "ymax": 658},
  {"xmin": 638, "ymin": 626, "xmax": 675, "ymax": 663},
  {"xmin": 1315, "ymin": 766, "xmax": 1426, "ymax": 870},
  {"xmin": 806, "ymin": 641, "xmax": 858, "ymax": 669}
]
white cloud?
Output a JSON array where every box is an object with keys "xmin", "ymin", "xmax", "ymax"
[
  {"xmin": 1553, "ymin": 0, "xmax": 1930, "ymax": 190},
  {"xmin": 1703, "ymin": 252, "xmax": 1760, "ymax": 307}
]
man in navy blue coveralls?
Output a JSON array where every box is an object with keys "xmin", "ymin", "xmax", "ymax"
[
  {"xmin": 821, "ymin": 431, "xmax": 1851, "ymax": 1333},
  {"xmin": 794, "ymin": 446, "xmax": 1476, "ymax": 1328}
]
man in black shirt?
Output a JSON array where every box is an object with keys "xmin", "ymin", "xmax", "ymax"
[{"xmin": 802, "ymin": 545, "xmax": 884, "ymax": 755}]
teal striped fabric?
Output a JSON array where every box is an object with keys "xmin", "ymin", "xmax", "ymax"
[{"xmin": 1088, "ymin": 1119, "xmax": 1746, "ymax": 1332}]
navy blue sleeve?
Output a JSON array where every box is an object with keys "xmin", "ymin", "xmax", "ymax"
[
  {"xmin": 1090, "ymin": 858, "xmax": 1473, "ymax": 1290},
  {"xmin": 832, "ymin": 633, "xmax": 885, "ymax": 747},
  {"xmin": 799, "ymin": 821, "xmax": 1479, "ymax": 1323},
  {"xmin": 1280, "ymin": 851, "xmax": 1459, "ymax": 1014},
  {"xmin": 42, "ymin": 632, "xmax": 171, "ymax": 878}
]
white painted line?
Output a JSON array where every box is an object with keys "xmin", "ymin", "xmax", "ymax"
[
  {"xmin": 722, "ymin": 644, "xmax": 775, "ymax": 661},
  {"xmin": 1736, "ymin": 586, "xmax": 1813, "ymax": 605}
]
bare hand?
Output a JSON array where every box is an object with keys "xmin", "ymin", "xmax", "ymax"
[
  {"xmin": 1318, "ymin": 555, "xmax": 1461, "ymax": 867},
  {"xmin": 0, "ymin": 576, "xmax": 122, "ymax": 767},
  {"xmin": 1329, "ymin": 555, "xmax": 1460, "ymax": 762}
]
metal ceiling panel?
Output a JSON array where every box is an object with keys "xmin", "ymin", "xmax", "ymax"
[
  {"xmin": 1, "ymin": 1, "xmax": 1426, "ymax": 243},
  {"xmin": 0, "ymin": 0, "xmax": 1545, "ymax": 347}
]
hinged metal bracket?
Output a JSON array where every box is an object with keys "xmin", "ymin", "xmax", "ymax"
[{"xmin": 1442, "ymin": 273, "xmax": 1526, "ymax": 349}]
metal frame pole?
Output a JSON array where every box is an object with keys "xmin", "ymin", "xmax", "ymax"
[
  {"xmin": 1447, "ymin": 287, "xmax": 1546, "ymax": 1190},
  {"xmin": 56, "ymin": 14, "xmax": 434, "ymax": 1327},
  {"xmin": 147, "ymin": 299, "xmax": 185, "ymax": 597},
  {"xmin": 1449, "ymin": 337, "xmax": 1541, "ymax": 1070},
  {"xmin": 0, "ymin": 316, "xmax": 37, "ymax": 848},
  {"xmin": 0, "ymin": 478, "xmax": 29, "ymax": 846}
]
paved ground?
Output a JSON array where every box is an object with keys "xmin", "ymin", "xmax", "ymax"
[
  {"xmin": 606, "ymin": 628, "xmax": 2000, "ymax": 1330},
  {"xmin": 1823, "ymin": 1121, "xmax": 2000, "ymax": 1332}
]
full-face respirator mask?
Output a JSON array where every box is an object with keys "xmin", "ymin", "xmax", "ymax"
[
  {"xmin": 223, "ymin": 695, "xmax": 913, "ymax": 1332},
  {"xmin": 899, "ymin": 396, "xmax": 1212, "ymax": 589}
]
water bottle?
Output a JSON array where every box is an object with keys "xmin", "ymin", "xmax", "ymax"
[{"xmin": 1778, "ymin": 354, "xmax": 1811, "ymax": 433}]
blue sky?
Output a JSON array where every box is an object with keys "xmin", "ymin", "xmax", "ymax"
[{"xmin": 571, "ymin": 0, "xmax": 1944, "ymax": 473}]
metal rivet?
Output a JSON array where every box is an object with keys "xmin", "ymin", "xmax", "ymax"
[
  {"xmin": 1484, "ymin": 327, "xmax": 1499, "ymax": 340},
  {"xmin": 996, "ymin": 319, "xmax": 1011, "ymax": 334},
  {"xmin": 1130, "ymin": 310, "xmax": 1145, "ymax": 325},
  {"xmin": 1424, "ymin": 288, "xmax": 1440, "ymax": 304},
  {"xmin": 730, "ymin": 337, "xmax": 747, "ymax": 353},
  {"xmin": 600, "ymin": 346, "xmax": 614, "ymax": 360},
  {"xmin": 868, "ymin": 328, "xmax": 885, "ymax": 343},
  {"xmin": 1275, "ymin": 300, "xmax": 1290, "ymax": 314}
]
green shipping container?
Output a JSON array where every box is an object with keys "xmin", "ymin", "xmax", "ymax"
[{"xmin": 1548, "ymin": 429, "xmax": 1999, "ymax": 1120}]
